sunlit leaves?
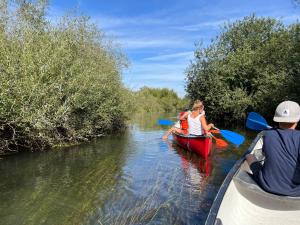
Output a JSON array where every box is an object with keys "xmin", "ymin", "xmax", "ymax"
[
  {"xmin": 0, "ymin": 1, "xmax": 129, "ymax": 153},
  {"xmin": 186, "ymin": 15, "xmax": 299, "ymax": 124}
]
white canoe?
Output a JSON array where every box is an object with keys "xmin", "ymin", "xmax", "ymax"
[{"xmin": 206, "ymin": 132, "xmax": 300, "ymax": 225}]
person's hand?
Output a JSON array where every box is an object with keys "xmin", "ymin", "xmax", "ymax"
[
  {"xmin": 246, "ymin": 154, "xmax": 257, "ymax": 166},
  {"xmin": 209, "ymin": 123, "xmax": 214, "ymax": 129}
]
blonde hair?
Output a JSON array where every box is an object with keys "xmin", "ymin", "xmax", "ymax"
[{"xmin": 192, "ymin": 100, "xmax": 204, "ymax": 111}]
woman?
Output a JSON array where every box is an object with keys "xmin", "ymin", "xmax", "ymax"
[
  {"xmin": 162, "ymin": 100, "xmax": 214, "ymax": 140},
  {"xmin": 186, "ymin": 100, "xmax": 214, "ymax": 135},
  {"xmin": 162, "ymin": 108, "xmax": 190, "ymax": 140}
]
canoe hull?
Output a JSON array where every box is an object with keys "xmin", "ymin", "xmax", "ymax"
[
  {"xmin": 206, "ymin": 132, "xmax": 300, "ymax": 225},
  {"xmin": 172, "ymin": 133, "xmax": 212, "ymax": 159}
]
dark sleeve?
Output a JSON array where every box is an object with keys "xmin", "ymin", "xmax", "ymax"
[{"xmin": 250, "ymin": 161, "xmax": 263, "ymax": 176}]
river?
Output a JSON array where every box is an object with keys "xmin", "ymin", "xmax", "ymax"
[{"xmin": 0, "ymin": 114, "xmax": 256, "ymax": 225}]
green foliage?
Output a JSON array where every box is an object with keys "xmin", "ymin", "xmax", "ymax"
[
  {"xmin": 186, "ymin": 15, "xmax": 300, "ymax": 124},
  {"xmin": 133, "ymin": 87, "xmax": 187, "ymax": 114},
  {"xmin": 288, "ymin": 23, "xmax": 300, "ymax": 104},
  {"xmin": 0, "ymin": 0, "xmax": 129, "ymax": 154}
]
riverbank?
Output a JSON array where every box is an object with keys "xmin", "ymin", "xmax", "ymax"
[
  {"xmin": 0, "ymin": 2, "xmax": 188, "ymax": 155},
  {"xmin": 0, "ymin": 1, "xmax": 130, "ymax": 155}
]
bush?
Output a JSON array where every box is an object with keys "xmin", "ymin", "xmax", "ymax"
[
  {"xmin": 0, "ymin": 0, "xmax": 129, "ymax": 154},
  {"xmin": 186, "ymin": 15, "xmax": 299, "ymax": 125},
  {"xmin": 133, "ymin": 87, "xmax": 188, "ymax": 114}
]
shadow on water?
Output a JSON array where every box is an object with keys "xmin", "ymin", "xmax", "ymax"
[{"xmin": 0, "ymin": 113, "xmax": 257, "ymax": 225}]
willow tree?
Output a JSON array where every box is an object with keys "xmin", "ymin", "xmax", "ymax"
[{"xmin": 0, "ymin": 0, "xmax": 129, "ymax": 154}]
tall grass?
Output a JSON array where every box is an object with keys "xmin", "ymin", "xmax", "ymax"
[{"xmin": 0, "ymin": 0, "xmax": 130, "ymax": 154}]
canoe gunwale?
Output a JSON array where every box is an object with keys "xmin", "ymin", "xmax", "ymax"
[
  {"xmin": 205, "ymin": 132, "xmax": 264, "ymax": 225},
  {"xmin": 173, "ymin": 133, "xmax": 211, "ymax": 139}
]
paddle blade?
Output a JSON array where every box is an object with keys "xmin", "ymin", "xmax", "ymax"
[
  {"xmin": 157, "ymin": 119, "xmax": 174, "ymax": 126},
  {"xmin": 219, "ymin": 130, "xmax": 245, "ymax": 146},
  {"xmin": 214, "ymin": 137, "xmax": 228, "ymax": 147},
  {"xmin": 246, "ymin": 112, "xmax": 271, "ymax": 131}
]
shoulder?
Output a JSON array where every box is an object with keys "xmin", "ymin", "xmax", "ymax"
[
  {"xmin": 263, "ymin": 129, "xmax": 279, "ymax": 142},
  {"xmin": 264, "ymin": 129, "xmax": 277, "ymax": 136},
  {"xmin": 269, "ymin": 128, "xmax": 300, "ymax": 136},
  {"xmin": 198, "ymin": 111, "xmax": 205, "ymax": 118},
  {"xmin": 264, "ymin": 128, "xmax": 300, "ymax": 141}
]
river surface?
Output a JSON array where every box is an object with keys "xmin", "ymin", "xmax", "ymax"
[{"xmin": 0, "ymin": 114, "xmax": 256, "ymax": 225}]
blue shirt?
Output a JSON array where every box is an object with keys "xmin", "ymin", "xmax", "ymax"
[{"xmin": 257, "ymin": 128, "xmax": 300, "ymax": 196}]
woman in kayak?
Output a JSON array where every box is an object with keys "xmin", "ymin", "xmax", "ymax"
[
  {"xmin": 162, "ymin": 108, "xmax": 190, "ymax": 140},
  {"xmin": 162, "ymin": 100, "xmax": 214, "ymax": 140},
  {"xmin": 186, "ymin": 100, "xmax": 214, "ymax": 135}
]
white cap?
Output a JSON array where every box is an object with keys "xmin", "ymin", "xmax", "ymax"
[{"xmin": 273, "ymin": 101, "xmax": 300, "ymax": 123}]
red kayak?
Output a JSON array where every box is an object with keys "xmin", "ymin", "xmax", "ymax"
[{"xmin": 172, "ymin": 133, "xmax": 213, "ymax": 159}]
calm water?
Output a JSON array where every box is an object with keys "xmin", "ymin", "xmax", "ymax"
[{"xmin": 0, "ymin": 114, "xmax": 256, "ymax": 225}]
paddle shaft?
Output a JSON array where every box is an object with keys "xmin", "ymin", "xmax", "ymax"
[{"xmin": 248, "ymin": 118, "xmax": 272, "ymax": 129}]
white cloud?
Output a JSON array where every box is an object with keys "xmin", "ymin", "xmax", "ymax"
[
  {"xmin": 129, "ymin": 61, "xmax": 187, "ymax": 74},
  {"xmin": 123, "ymin": 60, "xmax": 189, "ymax": 97},
  {"xmin": 119, "ymin": 37, "xmax": 186, "ymax": 49},
  {"xmin": 172, "ymin": 18, "xmax": 241, "ymax": 32},
  {"xmin": 280, "ymin": 15, "xmax": 300, "ymax": 24},
  {"xmin": 143, "ymin": 51, "xmax": 194, "ymax": 61},
  {"xmin": 93, "ymin": 15, "xmax": 169, "ymax": 29}
]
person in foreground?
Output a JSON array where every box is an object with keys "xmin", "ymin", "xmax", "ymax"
[
  {"xmin": 162, "ymin": 100, "xmax": 214, "ymax": 140},
  {"xmin": 246, "ymin": 100, "xmax": 300, "ymax": 196}
]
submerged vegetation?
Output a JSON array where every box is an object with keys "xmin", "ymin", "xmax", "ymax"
[
  {"xmin": 186, "ymin": 15, "xmax": 300, "ymax": 124},
  {"xmin": 0, "ymin": 0, "xmax": 130, "ymax": 154}
]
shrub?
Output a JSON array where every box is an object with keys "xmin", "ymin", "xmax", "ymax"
[
  {"xmin": 0, "ymin": 0, "xmax": 129, "ymax": 154},
  {"xmin": 186, "ymin": 15, "xmax": 299, "ymax": 125}
]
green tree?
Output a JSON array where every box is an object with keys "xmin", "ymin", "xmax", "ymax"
[
  {"xmin": 0, "ymin": 0, "xmax": 129, "ymax": 154},
  {"xmin": 288, "ymin": 24, "xmax": 300, "ymax": 104},
  {"xmin": 134, "ymin": 87, "xmax": 187, "ymax": 114},
  {"xmin": 186, "ymin": 15, "xmax": 297, "ymax": 124}
]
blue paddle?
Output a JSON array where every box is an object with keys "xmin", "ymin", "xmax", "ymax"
[
  {"xmin": 213, "ymin": 127, "xmax": 245, "ymax": 146},
  {"xmin": 158, "ymin": 119, "xmax": 174, "ymax": 126},
  {"xmin": 246, "ymin": 112, "xmax": 272, "ymax": 131},
  {"xmin": 157, "ymin": 119, "xmax": 245, "ymax": 146}
]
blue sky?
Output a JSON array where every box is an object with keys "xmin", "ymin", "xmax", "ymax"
[{"xmin": 49, "ymin": 0, "xmax": 300, "ymax": 97}]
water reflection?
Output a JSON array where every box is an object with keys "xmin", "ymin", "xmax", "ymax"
[
  {"xmin": 0, "ymin": 133, "xmax": 132, "ymax": 225},
  {"xmin": 0, "ymin": 114, "xmax": 257, "ymax": 225},
  {"xmin": 165, "ymin": 139, "xmax": 212, "ymax": 177}
]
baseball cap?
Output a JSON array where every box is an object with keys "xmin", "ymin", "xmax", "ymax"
[{"xmin": 273, "ymin": 101, "xmax": 300, "ymax": 123}]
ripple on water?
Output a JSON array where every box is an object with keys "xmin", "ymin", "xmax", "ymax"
[{"xmin": 0, "ymin": 117, "xmax": 254, "ymax": 225}]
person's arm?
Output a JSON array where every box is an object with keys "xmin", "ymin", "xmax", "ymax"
[
  {"xmin": 246, "ymin": 154, "xmax": 257, "ymax": 166},
  {"xmin": 200, "ymin": 116, "xmax": 214, "ymax": 132},
  {"xmin": 179, "ymin": 111, "xmax": 189, "ymax": 120},
  {"xmin": 246, "ymin": 154, "xmax": 263, "ymax": 175}
]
